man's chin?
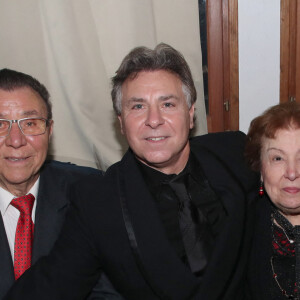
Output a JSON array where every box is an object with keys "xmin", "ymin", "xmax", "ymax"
[
  {"xmin": 138, "ymin": 155, "xmax": 170, "ymax": 168},
  {"xmin": 1, "ymin": 173, "xmax": 35, "ymax": 186}
]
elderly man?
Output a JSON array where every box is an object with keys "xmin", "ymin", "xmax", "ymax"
[
  {"xmin": 6, "ymin": 44, "xmax": 257, "ymax": 299},
  {"xmin": 0, "ymin": 69, "xmax": 122, "ymax": 299}
]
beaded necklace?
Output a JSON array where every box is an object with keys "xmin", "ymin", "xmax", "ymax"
[
  {"xmin": 271, "ymin": 212, "xmax": 298, "ymax": 299},
  {"xmin": 270, "ymin": 256, "xmax": 298, "ymax": 299}
]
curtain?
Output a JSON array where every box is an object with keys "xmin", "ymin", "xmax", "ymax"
[{"xmin": 0, "ymin": 0, "xmax": 206, "ymax": 170}]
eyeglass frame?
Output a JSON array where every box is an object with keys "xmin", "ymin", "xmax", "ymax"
[{"xmin": 0, "ymin": 117, "xmax": 51, "ymax": 137}]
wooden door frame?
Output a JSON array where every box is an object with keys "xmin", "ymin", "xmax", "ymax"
[
  {"xmin": 280, "ymin": 0, "xmax": 300, "ymax": 103},
  {"xmin": 206, "ymin": 0, "xmax": 239, "ymax": 132}
]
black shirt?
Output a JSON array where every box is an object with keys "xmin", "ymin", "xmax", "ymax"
[{"xmin": 136, "ymin": 152, "xmax": 226, "ymax": 276}]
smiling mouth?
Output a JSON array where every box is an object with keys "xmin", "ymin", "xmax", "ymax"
[
  {"xmin": 6, "ymin": 157, "xmax": 28, "ymax": 162},
  {"xmin": 146, "ymin": 137, "xmax": 167, "ymax": 141},
  {"xmin": 283, "ymin": 187, "xmax": 300, "ymax": 193}
]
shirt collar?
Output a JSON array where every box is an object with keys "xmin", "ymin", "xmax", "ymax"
[
  {"xmin": 0, "ymin": 177, "xmax": 40, "ymax": 217},
  {"xmin": 135, "ymin": 154, "xmax": 192, "ymax": 190}
]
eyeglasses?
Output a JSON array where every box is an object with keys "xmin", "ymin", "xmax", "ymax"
[{"xmin": 0, "ymin": 117, "xmax": 50, "ymax": 137}]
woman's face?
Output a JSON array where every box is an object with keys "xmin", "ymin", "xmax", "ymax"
[{"xmin": 261, "ymin": 128, "xmax": 300, "ymax": 221}]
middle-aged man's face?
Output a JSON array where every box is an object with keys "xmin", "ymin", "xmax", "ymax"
[
  {"xmin": 118, "ymin": 70, "xmax": 195, "ymax": 174},
  {"xmin": 0, "ymin": 87, "xmax": 53, "ymax": 196}
]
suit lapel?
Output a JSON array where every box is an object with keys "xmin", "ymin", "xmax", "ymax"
[
  {"xmin": 0, "ymin": 215, "xmax": 15, "ymax": 298},
  {"xmin": 191, "ymin": 145, "xmax": 255, "ymax": 299},
  {"xmin": 118, "ymin": 151, "xmax": 200, "ymax": 300},
  {"xmin": 32, "ymin": 165, "xmax": 69, "ymax": 264}
]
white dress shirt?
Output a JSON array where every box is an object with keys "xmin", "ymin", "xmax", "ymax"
[{"xmin": 0, "ymin": 179, "xmax": 39, "ymax": 263}]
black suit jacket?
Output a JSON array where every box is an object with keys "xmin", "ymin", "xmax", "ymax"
[
  {"xmin": 5, "ymin": 132, "xmax": 258, "ymax": 300},
  {"xmin": 0, "ymin": 160, "xmax": 122, "ymax": 300},
  {"xmin": 246, "ymin": 196, "xmax": 275, "ymax": 299}
]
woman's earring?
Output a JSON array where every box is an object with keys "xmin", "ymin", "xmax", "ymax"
[{"xmin": 259, "ymin": 181, "xmax": 264, "ymax": 196}]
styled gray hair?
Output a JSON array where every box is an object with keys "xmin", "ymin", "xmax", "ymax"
[{"xmin": 111, "ymin": 43, "xmax": 197, "ymax": 115}]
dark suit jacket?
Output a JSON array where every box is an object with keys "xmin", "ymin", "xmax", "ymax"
[
  {"xmin": 5, "ymin": 132, "xmax": 258, "ymax": 300},
  {"xmin": 245, "ymin": 196, "xmax": 275, "ymax": 299},
  {"xmin": 0, "ymin": 160, "xmax": 122, "ymax": 300}
]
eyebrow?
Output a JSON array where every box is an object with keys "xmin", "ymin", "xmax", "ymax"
[
  {"xmin": 267, "ymin": 147, "xmax": 300, "ymax": 155},
  {"xmin": 22, "ymin": 110, "xmax": 40, "ymax": 117},
  {"xmin": 266, "ymin": 148, "xmax": 284, "ymax": 153},
  {"xmin": 0, "ymin": 110, "xmax": 40, "ymax": 118},
  {"xmin": 159, "ymin": 94, "xmax": 180, "ymax": 101},
  {"xmin": 126, "ymin": 97, "xmax": 145, "ymax": 103},
  {"xmin": 126, "ymin": 94, "xmax": 180, "ymax": 103}
]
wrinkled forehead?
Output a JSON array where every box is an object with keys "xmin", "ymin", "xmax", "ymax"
[
  {"xmin": 122, "ymin": 70, "xmax": 185, "ymax": 99},
  {"xmin": 261, "ymin": 126, "xmax": 300, "ymax": 148},
  {"xmin": 263, "ymin": 118, "xmax": 300, "ymax": 139},
  {"xmin": 0, "ymin": 87, "xmax": 47, "ymax": 118}
]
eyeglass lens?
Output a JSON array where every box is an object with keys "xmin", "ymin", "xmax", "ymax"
[
  {"xmin": 0, "ymin": 118, "xmax": 47, "ymax": 137},
  {"xmin": 0, "ymin": 120, "xmax": 10, "ymax": 136}
]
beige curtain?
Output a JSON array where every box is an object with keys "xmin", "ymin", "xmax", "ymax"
[{"xmin": 0, "ymin": 0, "xmax": 206, "ymax": 170}]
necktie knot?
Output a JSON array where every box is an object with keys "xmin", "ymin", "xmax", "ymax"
[{"xmin": 11, "ymin": 193, "xmax": 35, "ymax": 216}]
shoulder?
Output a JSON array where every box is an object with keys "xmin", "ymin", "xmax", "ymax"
[
  {"xmin": 191, "ymin": 131, "xmax": 258, "ymax": 191},
  {"xmin": 42, "ymin": 160, "xmax": 102, "ymax": 174},
  {"xmin": 76, "ymin": 150, "xmax": 136, "ymax": 195},
  {"xmin": 40, "ymin": 160, "xmax": 103, "ymax": 183},
  {"xmin": 190, "ymin": 131, "xmax": 245, "ymax": 150},
  {"xmin": 68, "ymin": 160, "xmax": 123, "ymax": 212},
  {"xmin": 190, "ymin": 131, "xmax": 246, "ymax": 168},
  {"xmin": 70, "ymin": 159, "xmax": 122, "ymax": 193},
  {"xmin": 104, "ymin": 149, "xmax": 136, "ymax": 179},
  {"xmin": 190, "ymin": 131, "xmax": 245, "ymax": 160}
]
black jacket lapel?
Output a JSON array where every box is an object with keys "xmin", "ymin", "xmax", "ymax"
[
  {"xmin": 0, "ymin": 215, "xmax": 15, "ymax": 298},
  {"xmin": 118, "ymin": 151, "xmax": 200, "ymax": 300},
  {"xmin": 32, "ymin": 165, "xmax": 69, "ymax": 264},
  {"xmin": 191, "ymin": 144, "xmax": 256, "ymax": 299}
]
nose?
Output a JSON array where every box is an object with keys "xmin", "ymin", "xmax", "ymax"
[
  {"xmin": 284, "ymin": 160, "xmax": 300, "ymax": 181},
  {"xmin": 5, "ymin": 123, "xmax": 27, "ymax": 148},
  {"xmin": 145, "ymin": 105, "xmax": 164, "ymax": 128}
]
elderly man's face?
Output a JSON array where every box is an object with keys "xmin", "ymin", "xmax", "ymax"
[
  {"xmin": 0, "ymin": 88, "xmax": 53, "ymax": 196},
  {"xmin": 118, "ymin": 70, "xmax": 194, "ymax": 174}
]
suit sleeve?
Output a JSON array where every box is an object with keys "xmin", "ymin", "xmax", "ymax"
[{"xmin": 4, "ymin": 178, "xmax": 118, "ymax": 300}]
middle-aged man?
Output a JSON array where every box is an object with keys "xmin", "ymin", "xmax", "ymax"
[
  {"xmin": 0, "ymin": 69, "xmax": 123, "ymax": 299},
  {"xmin": 6, "ymin": 44, "xmax": 258, "ymax": 300}
]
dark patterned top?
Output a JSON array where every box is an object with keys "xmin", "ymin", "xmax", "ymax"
[{"xmin": 271, "ymin": 208, "xmax": 298, "ymax": 299}]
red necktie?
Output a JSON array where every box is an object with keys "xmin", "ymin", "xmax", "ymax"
[{"xmin": 11, "ymin": 194, "xmax": 35, "ymax": 280}]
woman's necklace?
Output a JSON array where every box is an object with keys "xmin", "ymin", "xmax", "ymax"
[
  {"xmin": 271, "ymin": 213, "xmax": 295, "ymax": 254},
  {"xmin": 270, "ymin": 256, "xmax": 298, "ymax": 299},
  {"xmin": 276, "ymin": 221, "xmax": 295, "ymax": 244},
  {"xmin": 271, "ymin": 213, "xmax": 298, "ymax": 299}
]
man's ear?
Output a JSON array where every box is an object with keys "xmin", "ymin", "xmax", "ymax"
[
  {"xmin": 189, "ymin": 104, "xmax": 195, "ymax": 129},
  {"xmin": 118, "ymin": 115, "xmax": 124, "ymax": 135}
]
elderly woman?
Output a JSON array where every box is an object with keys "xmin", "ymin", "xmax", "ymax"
[{"xmin": 245, "ymin": 101, "xmax": 300, "ymax": 299}]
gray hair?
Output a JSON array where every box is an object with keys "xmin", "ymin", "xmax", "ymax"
[{"xmin": 111, "ymin": 43, "xmax": 197, "ymax": 115}]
